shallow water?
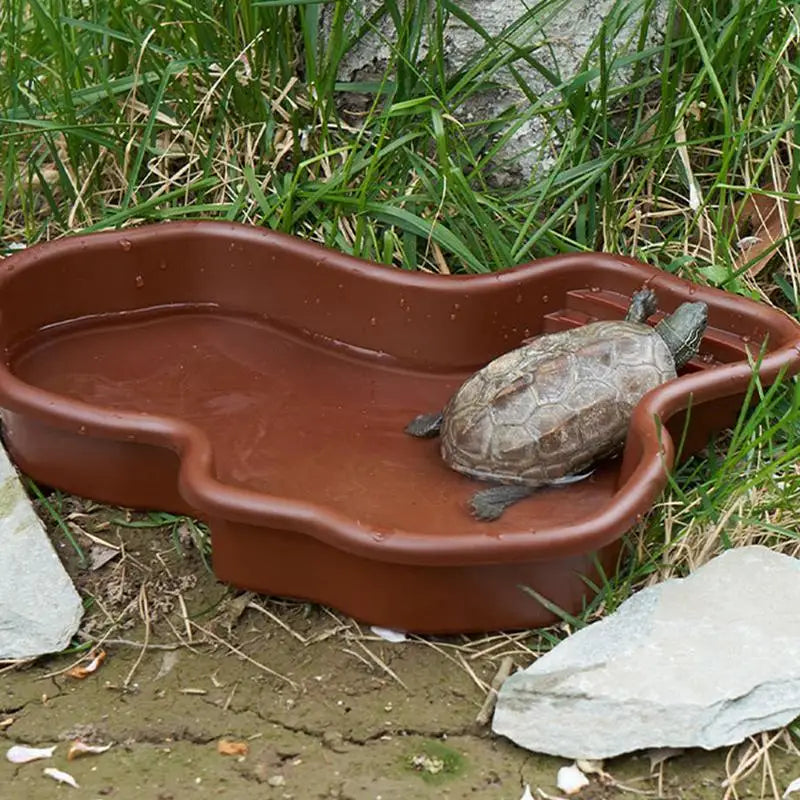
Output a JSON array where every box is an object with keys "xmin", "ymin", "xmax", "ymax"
[{"xmin": 10, "ymin": 307, "xmax": 619, "ymax": 535}]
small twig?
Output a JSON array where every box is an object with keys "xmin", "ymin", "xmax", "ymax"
[
  {"xmin": 468, "ymin": 632, "xmax": 533, "ymax": 660},
  {"xmin": 0, "ymin": 658, "xmax": 36, "ymax": 673},
  {"xmin": 155, "ymin": 551, "xmax": 174, "ymax": 580},
  {"xmin": 247, "ymin": 601, "xmax": 309, "ymax": 644},
  {"xmin": 349, "ymin": 639, "xmax": 409, "ymax": 691},
  {"xmin": 475, "ymin": 656, "xmax": 514, "ymax": 725},
  {"xmin": 124, "ymin": 584, "xmax": 151, "ymax": 688},
  {"xmin": 223, "ymin": 683, "xmax": 238, "ymax": 712},
  {"xmin": 89, "ymin": 638, "xmax": 183, "ymax": 651},
  {"xmin": 721, "ymin": 729, "xmax": 788, "ymax": 799},
  {"xmin": 605, "ymin": 777, "xmax": 658, "ymax": 796},
  {"xmin": 455, "ymin": 650, "xmax": 490, "ymax": 694},
  {"xmin": 67, "ymin": 521, "xmax": 119, "ymax": 551},
  {"xmin": 177, "ymin": 593, "xmax": 192, "ymax": 643},
  {"xmin": 161, "ymin": 614, "xmax": 201, "ymax": 652},
  {"xmin": 341, "ymin": 647, "xmax": 373, "ymax": 670},
  {"xmin": 188, "ymin": 620, "xmax": 298, "ymax": 689},
  {"xmin": 39, "ymin": 624, "xmax": 122, "ymax": 680}
]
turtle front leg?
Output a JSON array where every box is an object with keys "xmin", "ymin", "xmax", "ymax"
[
  {"xmin": 625, "ymin": 288, "xmax": 658, "ymax": 323},
  {"xmin": 404, "ymin": 411, "xmax": 444, "ymax": 438},
  {"xmin": 470, "ymin": 484, "xmax": 535, "ymax": 521}
]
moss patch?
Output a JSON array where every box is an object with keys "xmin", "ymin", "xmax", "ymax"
[{"xmin": 404, "ymin": 739, "xmax": 467, "ymax": 784}]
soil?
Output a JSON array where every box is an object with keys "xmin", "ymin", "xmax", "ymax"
[{"xmin": 2, "ymin": 496, "xmax": 798, "ymax": 799}]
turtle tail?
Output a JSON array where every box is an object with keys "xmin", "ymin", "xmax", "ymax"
[{"xmin": 404, "ymin": 411, "xmax": 444, "ymax": 438}]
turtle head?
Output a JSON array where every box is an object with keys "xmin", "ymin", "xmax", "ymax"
[{"xmin": 654, "ymin": 301, "xmax": 708, "ymax": 369}]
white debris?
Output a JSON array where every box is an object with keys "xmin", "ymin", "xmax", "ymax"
[
  {"xmin": 88, "ymin": 544, "xmax": 119, "ymax": 571},
  {"xmin": 370, "ymin": 626, "xmax": 407, "ymax": 643},
  {"xmin": 5, "ymin": 744, "xmax": 56, "ymax": 763},
  {"xmin": 556, "ymin": 764, "xmax": 590, "ymax": 795},
  {"xmin": 43, "ymin": 767, "xmax": 79, "ymax": 788},
  {"xmin": 67, "ymin": 740, "xmax": 113, "ymax": 760},
  {"xmin": 783, "ymin": 777, "xmax": 800, "ymax": 798},
  {"xmin": 736, "ymin": 235, "xmax": 762, "ymax": 250}
]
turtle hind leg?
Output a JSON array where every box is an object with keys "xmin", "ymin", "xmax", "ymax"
[
  {"xmin": 470, "ymin": 484, "xmax": 535, "ymax": 521},
  {"xmin": 404, "ymin": 411, "xmax": 444, "ymax": 438},
  {"xmin": 471, "ymin": 470, "xmax": 596, "ymax": 521},
  {"xmin": 625, "ymin": 288, "xmax": 658, "ymax": 323}
]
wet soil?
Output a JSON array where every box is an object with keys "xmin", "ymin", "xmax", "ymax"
[{"xmin": 1, "ymin": 497, "xmax": 798, "ymax": 799}]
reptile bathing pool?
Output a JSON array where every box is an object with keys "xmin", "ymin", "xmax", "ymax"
[{"xmin": 0, "ymin": 221, "xmax": 798, "ymax": 633}]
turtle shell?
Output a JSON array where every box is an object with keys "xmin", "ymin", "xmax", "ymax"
[{"xmin": 439, "ymin": 320, "xmax": 677, "ymax": 486}]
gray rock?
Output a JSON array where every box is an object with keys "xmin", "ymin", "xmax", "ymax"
[
  {"xmin": 492, "ymin": 545, "xmax": 800, "ymax": 759},
  {"xmin": 0, "ymin": 442, "xmax": 83, "ymax": 659},
  {"xmin": 327, "ymin": 0, "xmax": 667, "ymax": 184}
]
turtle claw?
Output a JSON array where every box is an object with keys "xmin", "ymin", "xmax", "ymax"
[
  {"xmin": 470, "ymin": 495, "xmax": 505, "ymax": 521},
  {"xmin": 550, "ymin": 468, "xmax": 595, "ymax": 485}
]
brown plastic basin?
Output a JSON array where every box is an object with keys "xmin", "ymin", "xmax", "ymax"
[{"xmin": 0, "ymin": 221, "xmax": 798, "ymax": 633}]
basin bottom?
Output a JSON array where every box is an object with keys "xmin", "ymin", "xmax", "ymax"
[{"xmin": 10, "ymin": 306, "xmax": 622, "ymax": 538}]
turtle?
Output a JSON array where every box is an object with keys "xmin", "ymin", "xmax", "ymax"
[{"xmin": 404, "ymin": 287, "xmax": 708, "ymax": 521}]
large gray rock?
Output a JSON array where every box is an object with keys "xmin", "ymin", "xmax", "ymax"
[
  {"xmin": 328, "ymin": 0, "xmax": 667, "ymax": 184},
  {"xmin": 492, "ymin": 546, "xmax": 800, "ymax": 759},
  {"xmin": 0, "ymin": 441, "xmax": 83, "ymax": 659}
]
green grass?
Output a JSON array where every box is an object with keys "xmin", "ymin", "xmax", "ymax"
[
  {"xmin": 112, "ymin": 511, "xmax": 213, "ymax": 571},
  {"xmin": 2, "ymin": 0, "xmax": 800, "ymax": 622},
  {"xmin": 3, "ymin": 1, "xmax": 797, "ymax": 281}
]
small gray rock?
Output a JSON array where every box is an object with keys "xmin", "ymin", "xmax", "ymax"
[
  {"xmin": 0, "ymin": 442, "xmax": 83, "ymax": 659},
  {"xmin": 492, "ymin": 546, "xmax": 800, "ymax": 759}
]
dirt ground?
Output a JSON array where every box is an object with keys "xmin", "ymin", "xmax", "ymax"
[{"xmin": 2, "ymin": 497, "xmax": 799, "ymax": 800}]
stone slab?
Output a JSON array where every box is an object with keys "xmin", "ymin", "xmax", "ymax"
[
  {"xmin": 0, "ymin": 440, "xmax": 83, "ymax": 659},
  {"xmin": 492, "ymin": 546, "xmax": 800, "ymax": 759}
]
